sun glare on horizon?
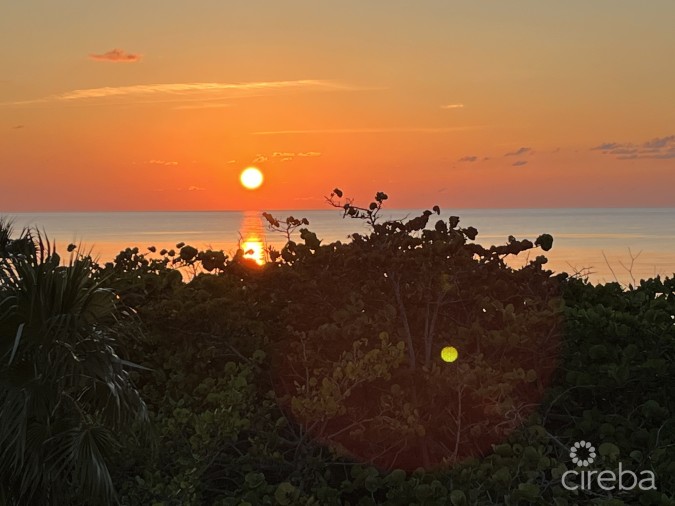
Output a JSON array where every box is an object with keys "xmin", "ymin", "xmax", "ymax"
[
  {"xmin": 242, "ymin": 238, "xmax": 265, "ymax": 265},
  {"xmin": 240, "ymin": 167, "xmax": 264, "ymax": 190}
]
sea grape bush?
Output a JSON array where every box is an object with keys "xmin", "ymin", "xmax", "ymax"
[{"xmin": 264, "ymin": 190, "xmax": 563, "ymax": 471}]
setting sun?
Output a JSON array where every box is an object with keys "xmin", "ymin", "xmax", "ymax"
[{"xmin": 240, "ymin": 167, "xmax": 263, "ymax": 190}]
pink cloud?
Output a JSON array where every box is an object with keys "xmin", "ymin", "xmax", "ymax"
[{"xmin": 89, "ymin": 49, "xmax": 141, "ymax": 63}]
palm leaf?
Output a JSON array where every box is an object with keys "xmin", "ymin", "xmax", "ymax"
[{"xmin": 1, "ymin": 224, "xmax": 148, "ymax": 505}]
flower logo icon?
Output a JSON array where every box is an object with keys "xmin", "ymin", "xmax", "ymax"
[{"xmin": 570, "ymin": 440, "xmax": 596, "ymax": 467}]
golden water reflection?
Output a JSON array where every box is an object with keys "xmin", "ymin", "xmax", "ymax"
[{"xmin": 239, "ymin": 211, "xmax": 266, "ymax": 265}]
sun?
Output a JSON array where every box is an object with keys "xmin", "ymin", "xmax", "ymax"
[{"xmin": 240, "ymin": 167, "xmax": 264, "ymax": 190}]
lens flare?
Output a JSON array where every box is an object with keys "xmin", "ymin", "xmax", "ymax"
[{"xmin": 441, "ymin": 346, "xmax": 458, "ymax": 363}]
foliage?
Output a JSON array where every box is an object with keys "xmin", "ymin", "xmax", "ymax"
[
  {"xmin": 265, "ymin": 190, "xmax": 562, "ymax": 471},
  {"xmin": 3, "ymin": 190, "xmax": 675, "ymax": 505},
  {"xmin": 0, "ymin": 229, "xmax": 148, "ymax": 505}
]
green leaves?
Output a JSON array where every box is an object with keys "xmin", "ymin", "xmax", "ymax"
[
  {"xmin": 7, "ymin": 322, "xmax": 24, "ymax": 365},
  {"xmin": 244, "ymin": 472, "xmax": 266, "ymax": 489},
  {"xmin": 599, "ymin": 442, "xmax": 620, "ymax": 460},
  {"xmin": 641, "ymin": 399, "xmax": 669, "ymax": 420},
  {"xmin": 0, "ymin": 230, "xmax": 148, "ymax": 505},
  {"xmin": 274, "ymin": 482, "xmax": 298, "ymax": 504}
]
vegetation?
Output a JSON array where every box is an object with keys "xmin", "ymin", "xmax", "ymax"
[
  {"xmin": 1, "ymin": 192, "xmax": 674, "ymax": 505},
  {"xmin": 0, "ymin": 226, "xmax": 147, "ymax": 505}
]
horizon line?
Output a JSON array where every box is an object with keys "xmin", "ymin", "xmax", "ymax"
[{"xmin": 2, "ymin": 206, "xmax": 675, "ymax": 214}]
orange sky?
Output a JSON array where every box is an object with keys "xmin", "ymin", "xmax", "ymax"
[{"xmin": 1, "ymin": 1, "xmax": 675, "ymax": 211}]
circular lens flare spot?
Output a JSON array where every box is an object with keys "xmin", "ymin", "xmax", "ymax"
[
  {"xmin": 441, "ymin": 346, "xmax": 458, "ymax": 363},
  {"xmin": 240, "ymin": 167, "xmax": 263, "ymax": 190}
]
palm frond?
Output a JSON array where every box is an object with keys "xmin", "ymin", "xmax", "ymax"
[{"xmin": 1, "ymin": 227, "xmax": 148, "ymax": 505}]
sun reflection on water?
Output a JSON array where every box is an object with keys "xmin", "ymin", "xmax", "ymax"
[{"xmin": 239, "ymin": 211, "xmax": 267, "ymax": 265}]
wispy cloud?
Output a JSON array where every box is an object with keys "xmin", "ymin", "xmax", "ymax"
[
  {"xmin": 187, "ymin": 186, "xmax": 205, "ymax": 192},
  {"xmin": 505, "ymin": 147, "xmax": 532, "ymax": 157},
  {"xmin": 253, "ymin": 126, "xmax": 483, "ymax": 135},
  {"xmin": 272, "ymin": 152, "xmax": 295, "ymax": 159},
  {"xmin": 3, "ymin": 80, "xmax": 339, "ymax": 107},
  {"xmin": 591, "ymin": 135, "xmax": 675, "ymax": 160},
  {"xmin": 458, "ymin": 155, "xmax": 478, "ymax": 162},
  {"xmin": 591, "ymin": 142, "xmax": 620, "ymax": 151},
  {"xmin": 512, "ymin": 160, "xmax": 528, "ymax": 167},
  {"xmin": 644, "ymin": 135, "xmax": 675, "ymax": 149},
  {"xmin": 148, "ymin": 160, "xmax": 178, "ymax": 166},
  {"xmin": 271, "ymin": 151, "xmax": 322, "ymax": 161},
  {"xmin": 441, "ymin": 104, "xmax": 464, "ymax": 110},
  {"xmin": 174, "ymin": 102, "xmax": 232, "ymax": 110},
  {"xmin": 252, "ymin": 154, "xmax": 268, "ymax": 164},
  {"xmin": 89, "ymin": 48, "xmax": 142, "ymax": 63}
]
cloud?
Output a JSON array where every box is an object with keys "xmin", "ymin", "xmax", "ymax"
[
  {"xmin": 253, "ymin": 126, "xmax": 484, "ymax": 135},
  {"xmin": 252, "ymin": 154, "xmax": 268, "ymax": 163},
  {"xmin": 512, "ymin": 160, "xmax": 528, "ymax": 167},
  {"xmin": 608, "ymin": 148, "xmax": 638, "ymax": 156},
  {"xmin": 12, "ymin": 124, "xmax": 24, "ymax": 129},
  {"xmin": 89, "ymin": 48, "xmax": 141, "ymax": 63},
  {"xmin": 3, "ymin": 80, "xmax": 339, "ymax": 107},
  {"xmin": 441, "ymin": 104, "xmax": 464, "ymax": 109},
  {"xmin": 592, "ymin": 135, "xmax": 675, "ymax": 160},
  {"xmin": 174, "ymin": 102, "xmax": 231, "ymax": 110},
  {"xmin": 270, "ymin": 151, "xmax": 322, "ymax": 161},
  {"xmin": 187, "ymin": 186, "xmax": 205, "ymax": 191},
  {"xmin": 458, "ymin": 156, "xmax": 478, "ymax": 162},
  {"xmin": 591, "ymin": 142, "xmax": 620, "ymax": 151},
  {"xmin": 505, "ymin": 147, "xmax": 532, "ymax": 157},
  {"xmin": 643, "ymin": 135, "xmax": 675, "ymax": 149},
  {"xmin": 148, "ymin": 159, "xmax": 178, "ymax": 166},
  {"xmin": 272, "ymin": 152, "xmax": 295, "ymax": 158}
]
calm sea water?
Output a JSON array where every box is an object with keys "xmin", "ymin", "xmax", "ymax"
[{"xmin": 3, "ymin": 209, "xmax": 674, "ymax": 285}]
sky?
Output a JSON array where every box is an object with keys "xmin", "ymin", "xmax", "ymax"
[{"xmin": 1, "ymin": 0, "xmax": 675, "ymax": 211}]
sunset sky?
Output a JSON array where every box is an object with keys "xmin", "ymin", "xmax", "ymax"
[{"xmin": 1, "ymin": 1, "xmax": 675, "ymax": 211}]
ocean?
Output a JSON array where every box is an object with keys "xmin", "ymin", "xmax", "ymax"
[{"xmin": 3, "ymin": 208, "xmax": 674, "ymax": 285}]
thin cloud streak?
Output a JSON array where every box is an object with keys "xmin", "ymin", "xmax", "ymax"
[
  {"xmin": 591, "ymin": 135, "xmax": 675, "ymax": 160},
  {"xmin": 458, "ymin": 156, "xmax": 478, "ymax": 162},
  {"xmin": 148, "ymin": 160, "xmax": 178, "ymax": 166},
  {"xmin": 2, "ymin": 80, "xmax": 342, "ymax": 106},
  {"xmin": 505, "ymin": 147, "xmax": 532, "ymax": 157},
  {"xmin": 89, "ymin": 48, "xmax": 141, "ymax": 62},
  {"xmin": 173, "ymin": 102, "xmax": 232, "ymax": 110},
  {"xmin": 253, "ymin": 126, "xmax": 485, "ymax": 135},
  {"xmin": 441, "ymin": 104, "xmax": 464, "ymax": 109}
]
